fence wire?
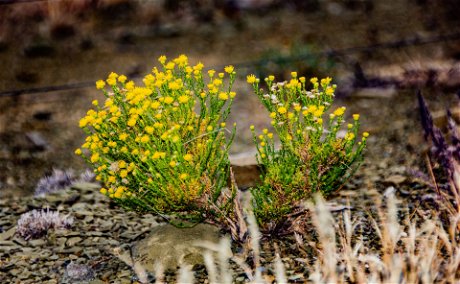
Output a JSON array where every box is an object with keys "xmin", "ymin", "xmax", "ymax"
[{"xmin": 1, "ymin": 32, "xmax": 460, "ymax": 98}]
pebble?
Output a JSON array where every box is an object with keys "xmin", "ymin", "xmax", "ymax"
[
  {"xmin": 66, "ymin": 236, "xmax": 82, "ymax": 246},
  {"xmin": 29, "ymin": 239, "xmax": 46, "ymax": 247},
  {"xmin": 384, "ymin": 174, "xmax": 407, "ymax": 185}
]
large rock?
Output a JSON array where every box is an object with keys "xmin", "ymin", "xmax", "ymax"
[{"xmin": 131, "ymin": 223, "xmax": 221, "ymax": 271}]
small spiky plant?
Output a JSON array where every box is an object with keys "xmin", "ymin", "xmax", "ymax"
[
  {"xmin": 34, "ymin": 169, "xmax": 74, "ymax": 197},
  {"xmin": 16, "ymin": 209, "xmax": 74, "ymax": 240}
]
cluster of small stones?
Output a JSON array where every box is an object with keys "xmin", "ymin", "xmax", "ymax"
[{"xmin": 0, "ymin": 182, "xmax": 162, "ymax": 283}]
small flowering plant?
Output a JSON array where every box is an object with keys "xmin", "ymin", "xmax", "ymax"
[
  {"xmin": 247, "ymin": 73, "xmax": 368, "ymax": 228},
  {"xmin": 76, "ymin": 55, "xmax": 237, "ymax": 222}
]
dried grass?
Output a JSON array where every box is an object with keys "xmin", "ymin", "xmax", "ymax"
[{"xmin": 116, "ymin": 190, "xmax": 460, "ymax": 283}]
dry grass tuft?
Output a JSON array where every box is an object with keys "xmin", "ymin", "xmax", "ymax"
[{"xmin": 115, "ymin": 190, "xmax": 460, "ymax": 283}]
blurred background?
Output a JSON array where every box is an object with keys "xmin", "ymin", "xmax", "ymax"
[{"xmin": 1, "ymin": 0, "xmax": 460, "ymax": 197}]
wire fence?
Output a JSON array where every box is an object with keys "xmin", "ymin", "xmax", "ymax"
[{"xmin": 1, "ymin": 31, "xmax": 460, "ymax": 98}]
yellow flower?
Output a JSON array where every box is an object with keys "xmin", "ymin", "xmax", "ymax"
[
  {"xmin": 207, "ymin": 126, "xmax": 213, "ymax": 132},
  {"xmin": 164, "ymin": 96, "xmax": 174, "ymax": 104},
  {"xmin": 150, "ymin": 101, "xmax": 160, "ymax": 109},
  {"xmin": 353, "ymin": 114, "xmax": 360, "ymax": 120},
  {"xmin": 158, "ymin": 55, "xmax": 167, "ymax": 64},
  {"xmin": 250, "ymin": 125, "xmax": 255, "ymax": 131},
  {"xmin": 169, "ymin": 160, "xmax": 176, "ymax": 167},
  {"xmin": 268, "ymin": 75, "xmax": 275, "ymax": 81},
  {"xmin": 291, "ymin": 71, "xmax": 297, "ymax": 78},
  {"xmin": 168, "ymin": 81, "xmax": 180, "ymax": 90},
  {"xmin": 165, "ymin": 62, "xmax": 175, "ymax": 70},
  {"xmin": 208, "ymin": 69, "xmax": 216, "ymax": 77},
  {"xmin": 96, "ymin": 80, "xmax": 106, "ymax": 90},
  {"xmin": 333, "ymin": 107, "xmax": 346, "ymax": 116},
  {"xmin": 310, "ymin": 77, "xmax": 318, "ymax": 84},
  {"xmin": 213, "ymin": 78, "xmax": 223, "ymax": 86},
  {"xmin": 173, "ymin": 54, "xmax": 188, "ymax": 66},
  {"xmin": 145, "ymin": 126, "xmax": 154, "ymax": 134},
  {"xmin": 325, "ymin": 86, "xmax": 334, "ymax": 96},
  {"xmin": 346, "ymin": 133, "xmax": 355, "ymax": 141},
  {"xmin": 79, "ymin": 117, "xmax": 88, "ymax": 128},
  {"xmin": 218, "ymin": 92, "xmax": 228, "ymax": 100},
  {"xmin": 114, "ymin": 187, "xmax": 125, "ymax": 198},
  {"xmin": 347, "ymin": 123, "xmax": 353, "ymax": 129},
  {"xmin": 194, "ymin": 62, "xmax": 204, "ymax": 71},
  {"xmin": 269, "ymin": 112, "xmax": 276, "ymax": 118},
  {"xmin": 278, "ymin": 106, "xmax": 287, "ymax": 114},
  {"xmin": 247, "ymin": 74, "xmax": 257, "ymax": 84},
  {"xmin": 220, "ymin": 122, "xmax": 226, "ymax": 127},
  {"xmin": 267, "ymin": 133, "xmax": 273, "ymax": 139},
  {"xmin": 200, "ymin": 92, "xmax": 206, "ymax": 99},
  {"xmin": 178, "ymin": 95, "xmax": 190, "ymax": 104},
  {"xmin": 74, "ymin": 148, "xmax": 82, "ymax": 155},
  {"xmin": 313, "ymin": 109, "xmax": 323, "ymax": 117},
  {"xmin": 128, "ymin": 118, "xmax": 137, "ymax": 127},
  {"xmin": 120, "ymin": 170, "xmax": 128, "ymax": 178},
  {"xmin": 260, "ymin": 141, "xmax": 266, "ymax": 147},
  {"xmin": 224, "ymin": 65, "xmax": 234, "ymax": 74},
  {"xmin": 363, "ymin": 132, "xmax": 369, "ymax": 138},
  {"xmin": 106, "ymin": 78, "xmax": 116, "ymax": 86},
  {"xmin": 119, "ymin": 133, "xmax": 128, "ymax": 141},
  {"xmin": 100, "ymin": 188, "xmax": 107, "ymax": 195},
  {"xmin": 317, "ymin": 118, "xmax": 323, "ymax": 124},
  {"xmin": 104, "ymin": 98, "xmax": 113, "ymax": 107},
  {"xmin": 171, "ymin": 135, "xmax": 180, "ymax": 143},
  {"xmin": 141, "ymin": 135, "xmax": 150, "ymax": 143},
  {"xmin": 230, "ymin": 92, "xmax": 236, "ymax": 98},
  {"xmin": 321, "ymin": 77, "xmax": 332, "ymax": 86},
  {"xmin": 184, "ymin": 154, "xmax": 193, "ymax": 162},
  {"xmin": 90, "ymin": 153, "xmax": 100, "ymax": 163},
  {"xmin": 126, "ymin": 81, "xmax": 135, "ymax": 90},
  {"xmin": 180, "ymin": 173, "xmax": 188, "ymax": 180},
  {"xmin": 118, "ymin": 75, "xmax": 127, "ymax": 83},
  {"xmin": 108, "ymin": 176, "xmax": 116, "ymax": 184}
]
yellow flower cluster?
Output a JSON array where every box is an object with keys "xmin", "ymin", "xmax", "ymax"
[
  {"xmin": 76, "ymin": 55, "xmax": 237, "ymax": 219},
  {"xmin": 247, "ymin": 72, "xmax": 369, "ymax": 225}
]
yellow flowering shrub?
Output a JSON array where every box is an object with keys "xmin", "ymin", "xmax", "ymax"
[
  {"xmin": 76, "ymin": 55, "xmax": 237, "ymax": 223},
  {"xmin": 248, "ymin": 73, "xmax": 368, "ymax": 228}
]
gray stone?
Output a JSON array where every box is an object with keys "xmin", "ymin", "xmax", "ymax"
[
  {"xmin": 132, "ymin": 223, "xmax": 221, "ymax": 271},
  {"xmin": 384, "ymin": 174, "xmax": 407, "ymax": 185},
  {"xmin": 63, "ymin": 261, "xmax": 95, "ymax": 282},
  {"xmin": 29, "ymin": 239, "xmax": 46, "ymax": 247},
  {"xmin": 0, "ymin": 226, "xmax": 16, "ymax": 241},
  {"xmin": 66, "ymin": 237, "xmax": 82, "ymax": 246}
]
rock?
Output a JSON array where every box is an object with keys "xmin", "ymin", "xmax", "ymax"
[
  {"xmin": 63, "ymin": 261, "xmax": 95, "ymax": 282},
  {"xmin": 29, "ymin": 239, "xmax": 46, "ymax": 247},
  {"xmin": 353, "ymin": 87, "xmax": 397, "ymax": 99},
  {"xmin": 0, "ymin": 226, "xmax": 16, "ymax": 241},
  {"xmin": 26, "ymin": 131, "xmax": 48, "ymax": 151},
  {"xmin": 230, "ymin": 151, "xmax": 261, "ymax": 189},
  {"xmin": 66, "ymin": 237, "xmax": 82, "ymax": 246},
  {"xmin": 384, "ymin": 174, "xmax": 407, "ymax": 185},
  {"xmin": 131, "ymin": 223, "xmax": 221, "ymax": 271}
]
